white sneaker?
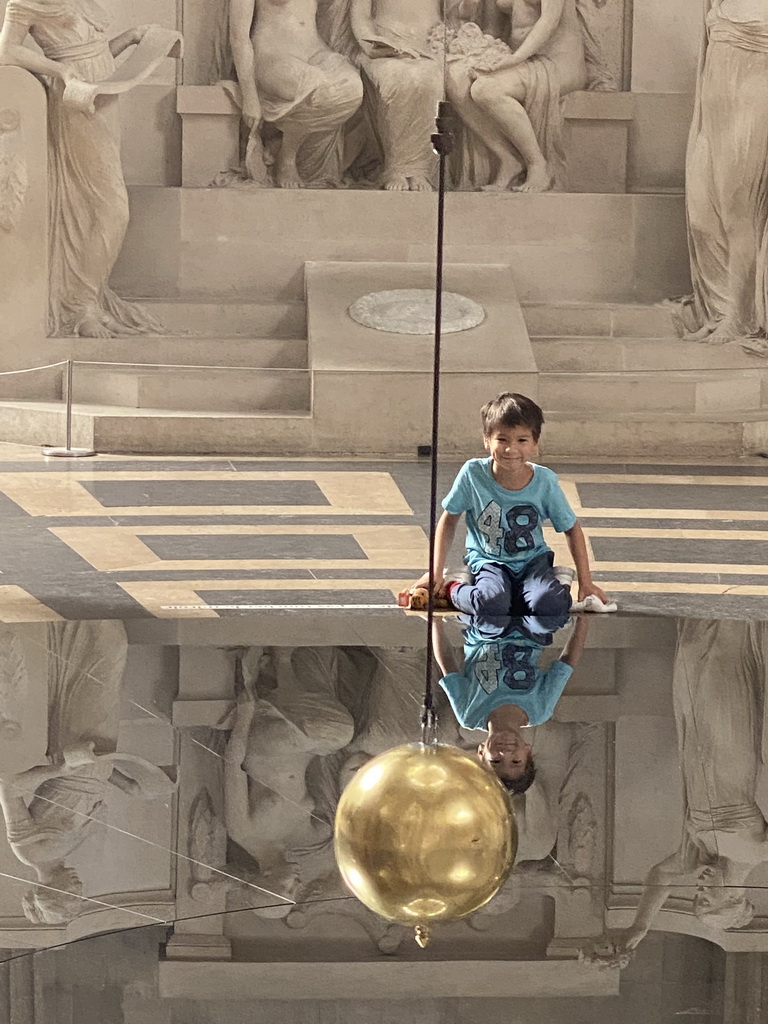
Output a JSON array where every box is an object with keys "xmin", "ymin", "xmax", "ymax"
[
  {"xmin": 553, "ymin": 566, "xmax": 575, "ymax": 587},
  {"xmin": 572, "ymin": 594, "xmax": 618, "ymax": 613}
]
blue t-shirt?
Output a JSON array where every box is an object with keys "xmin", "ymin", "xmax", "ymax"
[
  {"xmin": 439, "ymin": 638, "xmax": 573, "ymax": 729},
  {"xmin": 443, "ymin": 460, "xmax": 577, "ymax": 574}
]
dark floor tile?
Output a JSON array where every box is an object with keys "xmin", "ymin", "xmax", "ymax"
[
  {"xmin": 109, "ymin": 568, "xmax": 316, "ymax": 580},
  {"xmin": 591, "ymin": 536, "xmax": 767, "ymax": 566},
  {"xmin": 139, "ymin": 533, "xmax": 367, "ymax": 561},
  {"xmin": 195, "ymin": 589, "xmax": 397, "ymax": 613},
  {"xmin": 80, "ymin": 479, "xmax": 330, "ymax": 508},
  {"xmin": 578, "ymin": 482, "xmax": 768, "ymax": 512},
  {"xmin": 581, "ymin": 516, "xmax": 768, "ymax": 531},
  {"xmin": 595, "ymin": 570, "xmax": 768, "ymax": 585}
]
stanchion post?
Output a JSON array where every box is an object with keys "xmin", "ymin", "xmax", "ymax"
[
  {"xmin": 40, "ymin": 359, "xmax": 96, "ymax": 459},
  {"xmin": 65, "ymin": 358, "xmax": 73, "ymax": 452}
]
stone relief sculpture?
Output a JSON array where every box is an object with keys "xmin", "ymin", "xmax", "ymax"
[
  {"xmin": 581, "ymin": 618, "xmax": 768, "ymax": 970},
  {"xmin": 444, "ymin": 0, "xmax": 588, "ymax": 192},
  {"xmin": 0, "ymin": 622, "xmax": 176, "ymax": 925},
  {"xmin": 212, "ymin": 0, "xmax": 363, "ymax": 188},
  {"xmin": 208, "ymin": 0, "xmax": 619, "ymax": 190},
  {"xmin": 0, "ymin": 1, "xmax": 181, "ymax": 338},
  {"xmin": 674, "ymin": 0, "xmax": 768, "ymax": 353},
  {"xmin": 347, "ymin": 0, "xmax": 444, "ymax": 191},
  {"xmin": 575, "ymin": 0, "xmax": 619, "ymax": 92},
  {"xmin": 0, "ymin": 107, "xmax": 27, "ymax": 232}
]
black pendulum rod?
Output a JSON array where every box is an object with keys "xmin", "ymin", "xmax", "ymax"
[{"xmin": 421, "ymin": 99, "xmax": 454, "ymax": 746}]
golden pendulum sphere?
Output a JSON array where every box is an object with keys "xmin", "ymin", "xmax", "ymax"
[{"xmin": 334, "ymin": 743, "xmax": 517, "ymax": 942}]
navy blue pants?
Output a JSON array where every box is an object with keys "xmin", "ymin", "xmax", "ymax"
[{"xmin": 449, "ymin": 552, "xmax": 572, "ymax": 640}]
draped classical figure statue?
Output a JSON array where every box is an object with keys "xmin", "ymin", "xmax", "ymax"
[
  {"xmin": 221, "ymin": 647, "xmax": 355, "ymax": 907},
  {"xmin": 581, "ymin": 618, "xmax": 768, "ymax": 970},
  {"xmin": 317, "ymin": 0, "xmax": 444, "ymax": 190},
  {"xmin": 348, "ymin": 0, "xmax": 444, "ymax": 191},
  {"xmin": 213, "ymin": 0, "xmax": 363, "ymax": 188},
  {"xmin": 0, "ymin": 1, "xmax": 181, "ymax": 338},
  {"xmin": 0, "ymin": 622, "xmax": 176, "ymax": 925},
  {"xmin": 675, "ymin": 0, "xmax": 768, "ymax": 352},
  {"xmin": 444, "ymin": 0, "xmax": 587, "ymax": 192}
]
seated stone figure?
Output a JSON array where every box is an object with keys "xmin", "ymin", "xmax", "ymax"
[
  {"xmin": 445, "ymin": 0, "xmax": 587, "ymax": 191},
  {"xmin": 224, "ymin": 0, "xmax": 363, "ymax": 187},
  {"xmin": 349, "ymin": 0, "xmax": 444, "ymax": 191}
]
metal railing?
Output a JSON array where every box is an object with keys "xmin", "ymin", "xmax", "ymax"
[{"xmin": 0, "ymin": 357, "xmax": 311, "ymax": 458}]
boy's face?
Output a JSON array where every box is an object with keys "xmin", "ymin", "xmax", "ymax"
[
  {"xmin": 477, "ymin": 731, "xmax": 532, "ymax": 781},
  {"xmin": 484, "ymin": 426, "xmax": 538, "ymax": 468}
]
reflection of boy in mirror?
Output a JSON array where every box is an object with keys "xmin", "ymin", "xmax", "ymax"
[{"xmin": 432, "ymin": 614, "xmax": 587, "ymax": 793}]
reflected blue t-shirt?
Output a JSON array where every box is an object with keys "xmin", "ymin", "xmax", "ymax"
[
  {"xmin": 439, "ymin": 638, "xmax": 573, "ymax": 729},
  {"xmin": 443, "ymin": 460, "xmax": 576, "ymax": 574}
]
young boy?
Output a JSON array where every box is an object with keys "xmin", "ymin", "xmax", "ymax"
[
  {"xmin": 408, "ymin": 392, "xmax": 612, "ymax": 624},
  {"xmin": 433, "ymin": 613, "xmax": 589, "ymax": 794}
]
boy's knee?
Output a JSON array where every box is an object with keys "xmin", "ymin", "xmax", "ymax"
[
  {"xmin": 524, "ymin": 575, "xmax": 571, "ymax": 616},
  {"xmin": 474, "ymin": 590, "xmax": 510, "ymax": 618}
]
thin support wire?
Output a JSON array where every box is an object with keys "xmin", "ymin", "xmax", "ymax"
[{"xmin": 422, "ymin": 101, "xmax": 454, "ymax": 746}]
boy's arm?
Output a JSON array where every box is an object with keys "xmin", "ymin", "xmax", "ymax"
[
  {"xmin": 432, "ymin": 619, "xmax": 461, "ymax": 677},
  {"xmin": 413, "ymin": 510, "xmax": 462, "ymax": 591},
  {"xmin": 564, "ymin": 521, "xmax": 609, "ymax": 603},
  {"xmin": 559, "ymin": 614, "xmax": 588, "ymax": 668}
]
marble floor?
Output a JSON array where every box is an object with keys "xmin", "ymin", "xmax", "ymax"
[{"xmin": 0, "ymin": 443, "xmax": 764, "ymax": 622}]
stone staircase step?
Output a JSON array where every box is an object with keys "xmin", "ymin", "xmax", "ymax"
[
  {"xmin": 44, "ymin": 336, "xmax": 308, "ymax": 370},
  {"xmin": 2, "ymin": 400, "xmax": 765, "ymax": 458},
  {"xmin": 545, "ymin": 410, "xmax": 768, "ymax": 459},
  {"xmin": 133, "ymin": 300, "xmax": 307, "ymax": 338},
  {"xmin": 0, "ymin": 401, "xmax": 313, "ymax": 455},
  {"xmin": 72, "ymin": 366, "xmax": 311, "ymax": 413},
  {"xmin": 533, "ymin": 337, "xmax": 768, "ymax": 373},
  {"xmin": 523, "ymin": 303, "xmax": 677, "ymax": 339},
  {"xmin": 540, "ymin": 369, "xmax": 764, "ymax": 415}
]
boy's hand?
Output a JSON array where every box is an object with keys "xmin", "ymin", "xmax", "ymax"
[
  {"xmin": 412, "ymin": 571, "xmax": 446, "ymax": 593},
  {"xmin": 397, "ymin": 572, "xmax": 448, "ymax": 608},
  {"xmin": 578, "ymin": 580, "xmax": 609, "ymax": 604}
]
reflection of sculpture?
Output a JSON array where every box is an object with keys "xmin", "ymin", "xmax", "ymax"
[
  {"xmin": 222, "ymin": 648, "xmax": 355, "ymax": 907},
  {"xmin": 0, "ymin": 622, "xmax": 175, "ymax": 925},
  {"xmin": 285, "ymin": 899, "xmax": 408, "ymax": 954},
  {"xmin": 446, "ymin": 0, "xmax": 588, "ymax": 192},
  {"xmin": 214, "ymin": 0, "xmax": 362, "ymax": 188},
  {"xmin": 0, "ymin": 108, "xmax": 27, "ymax": 232},
  {"xmin": 675, "ymin": 0, "xmax": 768, "ymax": 352},
  {"xmin": 583, "ymin": 618, "xmax": 768, "ymax": 969},
  {"xmin": 0, "ymin": 2, "xmax": 180, "ymax": 337}
]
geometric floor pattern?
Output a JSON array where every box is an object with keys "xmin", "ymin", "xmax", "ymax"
[{"xmin": 0, "ymin": 442, "xmax": 765, "ymax": 620}]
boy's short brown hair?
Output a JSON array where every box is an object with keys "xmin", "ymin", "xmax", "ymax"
[{"xmin": 481, "ymin": 393, "xmax": 545, "ymax": 441}]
